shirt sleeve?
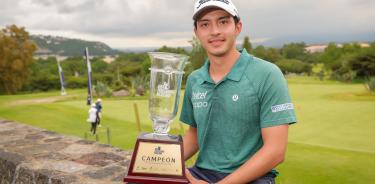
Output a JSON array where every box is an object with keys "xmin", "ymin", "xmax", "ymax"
[
  {"xmin": 259, "ymin": 65, "xmax": 297, "ymax": 128},
  {"xmin": 179, "ymin": 77, "xmax": 197, "ymax": 127}
]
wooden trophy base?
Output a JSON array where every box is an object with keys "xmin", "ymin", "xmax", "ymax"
[{"xmin": 124, "ymin": 133, "xmax": 189, "ymax": 184}]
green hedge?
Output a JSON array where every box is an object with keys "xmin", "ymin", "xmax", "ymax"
[
  {"xmin": 22, "ymin": 76, "xmax": 60, "ymax": 92},
  {"xmin": 65, "ymin": 77, "xmax": 87, "ymax": 88},
  {"xmin": 276, "ymin": 59, "xmax": 312, "ymax": 74}
]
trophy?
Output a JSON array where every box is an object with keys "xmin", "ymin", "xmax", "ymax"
[{"xmin": 124, "ymin": 52, "xmax": 189, "ymax": 184}]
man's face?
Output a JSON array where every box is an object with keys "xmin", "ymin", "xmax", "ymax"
[{"xmin": 194, "ymin": 8, "xmax": 242, "ymax": 57}]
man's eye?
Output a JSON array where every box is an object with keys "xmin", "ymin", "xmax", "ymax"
[
  {"xmin": 219, "ymin": 20, "xmax": 228, "ymax": 25},
  {"xmin": 200, "ymin": 23, "xmax": 209, "ymax": 28}
]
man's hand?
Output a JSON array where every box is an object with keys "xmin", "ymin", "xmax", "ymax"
[{"xmin": 185, "ymin": 169, "xmax": 209, "ymax": 184}]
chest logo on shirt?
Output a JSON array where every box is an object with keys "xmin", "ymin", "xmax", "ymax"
[
  {"xmin": 192, "ymin": 91, "xmax": 208, "ymax": 109},
  {"xmin": 232, "ymin": 94, "xmax": 239, "ymax": 102}
]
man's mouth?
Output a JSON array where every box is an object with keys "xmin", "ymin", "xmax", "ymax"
[{"xmin": 208, "ymin": 38, "xmax": 225, "ymax": 47}]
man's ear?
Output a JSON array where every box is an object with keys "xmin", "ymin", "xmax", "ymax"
[{"xmin": 235, "ymin": 20, "xmax": 242, "ymax": 36}]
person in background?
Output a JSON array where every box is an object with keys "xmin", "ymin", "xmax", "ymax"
[
  {"xmin": 95, "ymin": 98, "xmax": 102, "ymax": 127},
  {"xmin": 87, "ymin": 103, "xmax": 98, "ymax": 134}
]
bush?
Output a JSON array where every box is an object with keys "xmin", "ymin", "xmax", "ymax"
[
  {"xmin": 275, "ymin": 59, "xmax": 312, "ymax": 74},
  {"xmin": 367, "ymin": 77, "xmax": 375, "ymax": 91},
  {"xmin": 348, "ymin": 50, "xmax": 375, "ymax": 78},
  {"xmin": 131, "ymin": 75, "xmax": 148, "ymax": 96},
  {"xmin": 112, "ymin": 80, "xmax": 129, "ymax": 91},
  {"xmin": 94, "ymin": 81, "xmax": 112, "ymax": 97},
  {"xmin": 330, "ymin": 69, "xmax": 356, "ymax": 82},
  {"xmin": 24, "ymin": 76, "xmax": 60, "ymax": 92},
  {"xmin": 93, "ymin": 74, "xmax": 114, "ymax": 86},
  {"xmin": 65, "ymin": 77, "xmax": 87, "ymax": 88}
]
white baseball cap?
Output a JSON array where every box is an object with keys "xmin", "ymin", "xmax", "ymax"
[{"xmin": 193, "ymin": 0, "xmax": 240, "ymax": 21}]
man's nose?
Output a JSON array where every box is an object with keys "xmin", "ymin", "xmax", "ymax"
[{"xmin": 210, "ymin": 23, "xmax": 221, "ymax": 36}]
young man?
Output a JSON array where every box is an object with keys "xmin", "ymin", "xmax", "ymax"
[{"xmin": 180, "ymin": 0, "xmax": 297, "ymax": 183}]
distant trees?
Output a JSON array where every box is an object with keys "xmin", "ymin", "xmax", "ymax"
[
  {"xmin": 253, "ymin": 45, "xmax": 282, "ymax": 63},
  {"xmin": 156, "ymin": 45, "xmax": 189, "ymax": 55},
  {"xmin": 189, "ymin": 37, "xmax": 207, "ymax": 70},
  {"xmin": 24, "ymin": 57, "xmax": 60, "ymax": 91},
  {"xmin": 0, "ymin": 25, "xmax": 36, "ymax": 94},
  {"xmin": 248, "ymin": 40, "xmax": 374, "ymax": 81},
  {"xmin": 276, "ymin": 59, "xmax": 312, "ymax": 75},
  {"xmin": 242, "ymin": 36, "xmax": 252, "ymax": 53},
  {"xmin": 316, "ymin": 42, "xmax": 375, "ymax": 82},
  {"xmin": 280, "ymin": 42, "xmax": 308, "ymax": 61},
  {"xmin": 20, "ymin": 45, "xmax": 194, "ymax": 95},
  {"xmin": 348, "ymin": 47, "xmax": 375, "ymax": 78},
  {"xmin": 2, "ymin": 26, "xmax": 374, "ymax": 95}
]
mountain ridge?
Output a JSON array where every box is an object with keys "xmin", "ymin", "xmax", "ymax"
[{"xmin": 31, "ymin": 35, "xmax": 118, "ymax": 56}]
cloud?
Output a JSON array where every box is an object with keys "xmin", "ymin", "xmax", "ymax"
[
  {"xmin": 238, "ymin": 0, "xmax": 375, "ymax": 38},
  {"xmin": 9, "ymin": 0, "xmax": 193, "ymax": 37},
  {"xmin": 0, "ymin": 0, "xmax": 374, "ymax": 48}
]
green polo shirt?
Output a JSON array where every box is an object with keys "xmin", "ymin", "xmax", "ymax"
[{"xmin": 179, "ymin": 49, "xmax": 297, "ymax": 173}]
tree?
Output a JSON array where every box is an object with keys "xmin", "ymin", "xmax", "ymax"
[
  {"xmin": 253, "ymin": 45, "xmax": 267, "ymax": 60},
  {"xmin": 280, "ymin": 42, "xmax": 307, "ymax": 61},
  {"xmin": 156, "ymin": 45, "xmax": 188, "ymax": 55},
  {"xmin": 0, "ymin": 25, "xmax": 36, "ymax": 94},
  {"xmin": 91, "ymin": 57, "xmax": 109, "ymax": 74},
  {"xmin": 25, "ymin": 57, "xmax": 60, "ymax": 92},
  {"xmin": 275, "ymin": 59, "xmax": 312, "ymax": 74},
  {"xmin": 189, "ymin": 37, "xmax": 207, "ymax": 70},
  {"xmin": 320, "ymin": 42, "xmax": 342, "ymax": 70},
  {"xmin": 253, "ymin": 45, "xmax": 282, "ymax": 63},
  {"xmin": 342, "ymin": 43, "xmax": 361, "ymax": 54},
  {"xmin": 62, "ymin": 57, "xmax": 85, "ymax": 77},
  {"xmin": 242, "ymin": 36, "xmax": 252, "ymax": 53},
  {"xmin": 348, "ymin": 46, "xmax": 375, "ymax": 78}
]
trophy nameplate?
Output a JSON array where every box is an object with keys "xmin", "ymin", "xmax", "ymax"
[
  {"xmin": 124, "ymin": 52, "xmax": 189, "ymax": 184},
  {"xmin": 124, "ymin": 133, "xmax": 188, "ymax": 184}
]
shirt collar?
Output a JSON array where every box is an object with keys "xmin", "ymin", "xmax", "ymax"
[
  {"xmin": 198, "ymin": 49, "xmax": 252, "ymax": 84},
  {"xmin": 226, "ymin": 49, "xmax": 252, "ymax": 82}
]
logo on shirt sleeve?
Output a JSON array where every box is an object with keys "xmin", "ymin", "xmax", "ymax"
[{"xmin": 271, "ymin": 103, "xmax": 294, "ymax": 113}]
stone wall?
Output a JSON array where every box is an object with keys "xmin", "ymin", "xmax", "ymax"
[{"xmin": 0, "ymin": 120, "xmax": 132, "ymax": 184}]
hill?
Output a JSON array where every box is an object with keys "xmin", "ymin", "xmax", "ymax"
[{"xmin": 31, "ymin": 35, "xmax": 118, "ymax": 56}]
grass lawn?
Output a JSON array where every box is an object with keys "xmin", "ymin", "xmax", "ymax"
[{"xmin": 0, "ymin": 76, "xmax": 374, "ymax": 183}]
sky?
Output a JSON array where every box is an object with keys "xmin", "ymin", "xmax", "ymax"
[{"xmin": 1, "ymin": 0, "xmax": 374, "ymax": 49}]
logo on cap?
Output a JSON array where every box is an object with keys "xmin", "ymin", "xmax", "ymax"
[
  {"xmin": 197, "ymin": 0, "xmax": 230, "ymax": 9},
  {"xmin": 194, "ymin": 0, "xmax": 239, "ymax": 20}
]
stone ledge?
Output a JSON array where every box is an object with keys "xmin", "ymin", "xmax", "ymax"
[{"xmin": 0, "ymin": 119, "xmax": 132, "ymax": 184}]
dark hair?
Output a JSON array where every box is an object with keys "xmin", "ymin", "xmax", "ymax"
[{"xmin": 194, "ymin": 16, "xmax": 240, "ymax": 29}]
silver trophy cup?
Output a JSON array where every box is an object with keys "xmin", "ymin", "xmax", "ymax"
[
  {"xmin": 148, "ymin": 52, "xmax": 188, "ymax": 136},
  {"xmin": 124, "ymin": 52, "xmax": 190, "ymax": 184}
]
